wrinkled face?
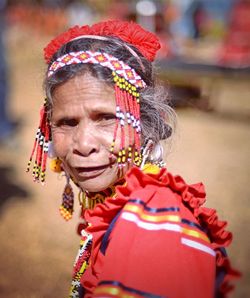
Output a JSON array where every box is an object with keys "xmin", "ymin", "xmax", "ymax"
[{"xmin": 51, "ymin": 73, "xmax": 130, "ymax": 192}]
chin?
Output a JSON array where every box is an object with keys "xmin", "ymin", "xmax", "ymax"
[
  {"xmin": 75, "ymin": 170, "xmax": 119, "ymax": 193},
  {"xmin": 77, "ymin": 179, "xmax": 114, "ymax": 193}
]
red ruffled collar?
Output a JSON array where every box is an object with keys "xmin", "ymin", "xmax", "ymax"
[{"xmin": 78, "ymin": 166, "xmax": 240, "ymax": 297}]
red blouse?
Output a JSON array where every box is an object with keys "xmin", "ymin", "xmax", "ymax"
[{"xmin": 77, "ymin": 166, "xmax": 239, "ymax": 298}]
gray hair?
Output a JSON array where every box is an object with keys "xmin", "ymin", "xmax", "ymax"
[{"xmin": 44, "ymin": 36, "xmax": 177, "ymax": 151}]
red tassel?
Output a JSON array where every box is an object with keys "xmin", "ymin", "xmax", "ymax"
[{"xmin": 112, "ymin": 74, "xmax": 142, "ymax": 168}]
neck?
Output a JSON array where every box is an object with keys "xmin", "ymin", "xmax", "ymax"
[{"xmin": 79, "ymin": 178, "xmax": 125, "ymax": 210}]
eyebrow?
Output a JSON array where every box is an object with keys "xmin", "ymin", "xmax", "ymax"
[
  {"xmin": 88, "ymin": 104, "xmax": 116, "ymax": 114},
  {"xmin": 51, "ymin": 105, "xmax": 115, "ymax": 119}
]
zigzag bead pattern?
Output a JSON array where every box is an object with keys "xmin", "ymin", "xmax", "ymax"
[{"xmin": 48, "ymin": 51, "xmax": 146, "ymax": 89}]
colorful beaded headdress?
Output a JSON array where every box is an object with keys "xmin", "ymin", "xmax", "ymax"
[{"xmin": 26, "ymin": 20, "xmax": 161, "ymax": 184}]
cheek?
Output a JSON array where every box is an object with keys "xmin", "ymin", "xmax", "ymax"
[{"xmin": 52, "ymin": 131, "xmax": 71, "ymax": 158}]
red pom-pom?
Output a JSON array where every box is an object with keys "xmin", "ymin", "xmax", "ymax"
[
  {"xmin": 44, "ymin": 25, "xmax": 92, "ymax": 64},
  {"xmin": 44, "ymin": 20, "xmax": 161, "ymax": 64}
]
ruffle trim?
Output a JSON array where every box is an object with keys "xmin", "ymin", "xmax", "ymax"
[
  {"xmin": 116, "ymin": 167, "xmax": 241, "ymax": 297},
  {"xmin": 78, "ymin": 166, "xmax": 240, "ymax": 297}
]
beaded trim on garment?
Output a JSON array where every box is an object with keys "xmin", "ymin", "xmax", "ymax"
[
  {"xmin": 69, "ymin": 180, "xmax": 124, "ymax": 298},
  {"xmin": 70, "ymin": 230, "xmax": 92, "ymax": 298},
  {"xmin": 69, "ymin": 165, "xmax": 158, "ymax": 298}
]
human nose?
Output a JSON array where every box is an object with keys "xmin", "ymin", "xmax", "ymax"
[{"xmin": 72, "ymin": 121, "xmax": 99, "ymax": 157}]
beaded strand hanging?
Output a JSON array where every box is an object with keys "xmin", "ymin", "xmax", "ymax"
[
  {"xmin": 27, "ymin": 51, "xmax": 146, "ymax": 184},
  {"xmin": 26, "ymin": 98, "xmax": 51, "ymax": 184}
]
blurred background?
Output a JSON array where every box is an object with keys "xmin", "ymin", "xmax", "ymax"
[{"xmin": 0, "ymin": 0, "xmax": 249, "ymax": 297}]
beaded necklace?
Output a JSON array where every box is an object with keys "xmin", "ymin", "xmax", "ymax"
[
  {"xmin": 69, "ymin": 164, "xmax": 160, "ymax": 298},
  {"xmin": 69, "ymin": 180, "xmax": 124, "ymax": 298},
  {"xmin": 78, "ymin": 181, "xmax": 121, "ymax": 210}
]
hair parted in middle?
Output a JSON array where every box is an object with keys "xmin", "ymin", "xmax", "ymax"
[
  {"xmin": 27, "ymin": 20, "xmax": 176, "ymax": 183},
  {"xmin": 44, "ymin": 26, "xmax": 175, "ymax": 147}
]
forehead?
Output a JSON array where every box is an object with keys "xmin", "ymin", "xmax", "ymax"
[{"xmin": 52, "ymin": 73, "xmax": 115, "ymax": 108}]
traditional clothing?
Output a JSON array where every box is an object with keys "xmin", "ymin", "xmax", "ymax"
[
  {"xmin": 27, "ymin": 19, "xmax": 240, "ymax": 298},
  {"xmin": 71, "ymin": 165, "xmax": 239, "ymax": 298}
]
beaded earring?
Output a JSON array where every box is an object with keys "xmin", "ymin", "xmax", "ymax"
[
  {"xmin": 149, "ymin": 143, "xmax": 166, "ymax": 168},
  {"xmin": 59, "ymin": 174, "xmax": 75, "ymax": 221},
  {"xmin": 140, "ymin": 139, "xmax": 166, "ymax": 169},
  {"xmin": 49, "ymin": 157, "xmax": 75, "ymax": 221},
  {"xmin": 47, "ymin": 51, "xmax": 146, "ymax": 169},
  {"xmin": 140, "ymin": 139, "xmax": 154, "ymax": 169},
  {"xmin": 27, "ymin": 51, "xmax": 147, "ymax": 219}
]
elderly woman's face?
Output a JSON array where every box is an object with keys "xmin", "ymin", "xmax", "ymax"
[{"xmin": 51, "ymin": 73, "xmax": 129, "ymax": 192}]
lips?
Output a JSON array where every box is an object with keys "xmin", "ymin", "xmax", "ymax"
[
  {"xmin": 73, "ymin": 163, "xmax": 114, "ymax": 178},
  {"xmin": 76, "ymin": 164, "xmax": 110, "ymax": 172}
]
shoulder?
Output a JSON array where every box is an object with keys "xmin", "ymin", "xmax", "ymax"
[
  {"xmin": 115, "ymin": 165, "xmax": 240, "ymax": 297},
  {"xmin": 117, "ymin": 165, "xmax": 206, "ymax": 217}
]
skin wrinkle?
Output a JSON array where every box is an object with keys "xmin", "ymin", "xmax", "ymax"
[
  {"xmin": 44, "ymin": 39, "xmax": 177, "ymax": 187},
  {"xmin": 44, "ymin": 37, "xmax": 176, "ymax": 151},
  {"xmin": 51, "ymin": 73, "xmax": 132, "ymax": 193}
]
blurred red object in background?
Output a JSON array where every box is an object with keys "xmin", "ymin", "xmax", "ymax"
[{"xmin": 218, "ymin": 0, "xmax": 250, "ymax": 68}]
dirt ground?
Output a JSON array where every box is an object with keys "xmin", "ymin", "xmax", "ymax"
[{"xmin": 0, "ymin": 26, "xmax": 249, "ymax": 298}]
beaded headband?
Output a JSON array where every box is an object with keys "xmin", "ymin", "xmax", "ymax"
[
  {"xmin": 70, "ymin": 35, "xmax": 146, "ymax": 71},
  {"xmin": 48, "ymin": 51, "xmax": 146, "ymax": 88},
  {"xmin": 27, "ymin": 20, "xmax": 160, "ymax": 187},
  {"xmin": 27, "ymin": 50, "xmax": 146, "ymax": 184},
  {"xmin": 27, "ymin": 20, "xmax": 160, "ymax": 221}
]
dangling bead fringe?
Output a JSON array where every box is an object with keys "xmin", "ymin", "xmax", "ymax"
[
  {"xmin": 59, "ymin": 175, "xmax": 74, "ymax": 221},
  {"xmin": 111, "ymin": 72, "xmax": 142, "ymax": 167},
  {"xmin": 128, "ymin": 89, "xmax": 142, "ymax": 166},
  {"xmin": 26, "ymin": 98, "xmax": 51, "ymax": 184}
]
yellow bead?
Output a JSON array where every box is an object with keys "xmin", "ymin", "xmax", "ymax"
[{"xmin": 50, "ymin": 158, "xmax": 62, "ymax": 173}]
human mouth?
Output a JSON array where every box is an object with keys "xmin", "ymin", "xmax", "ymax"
[{"xmin": 74, "ymin": 164, "xmax": 113, "ymax": 178}]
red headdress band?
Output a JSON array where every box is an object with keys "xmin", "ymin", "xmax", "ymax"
[
  {"xmin": 27, "ymin": 50, "xmax": 146, "ymax": 184},
  {"xmin": 27, "ymin": 20, "xmax": 159, "ymax": 220},
  {"xmin": 44, "ymin": 20, "xmax": 161, "ymax": 64}
]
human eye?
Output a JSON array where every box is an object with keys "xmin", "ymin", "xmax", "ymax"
[
  {"xmin": 101, "ymin": 113, "xmax": 116, "ymax": 121},
  {"xmin": 95, "ymin": 113, "xmax": 116, "ymax": 128},
  {"xmin": 52, "ymin": 118, "xmax": 78, "ymax": 129}
]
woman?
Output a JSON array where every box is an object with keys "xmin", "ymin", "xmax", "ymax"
[{"xmin": 27, "ymin": 20, "xmax": 238, "ymax": 298}]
